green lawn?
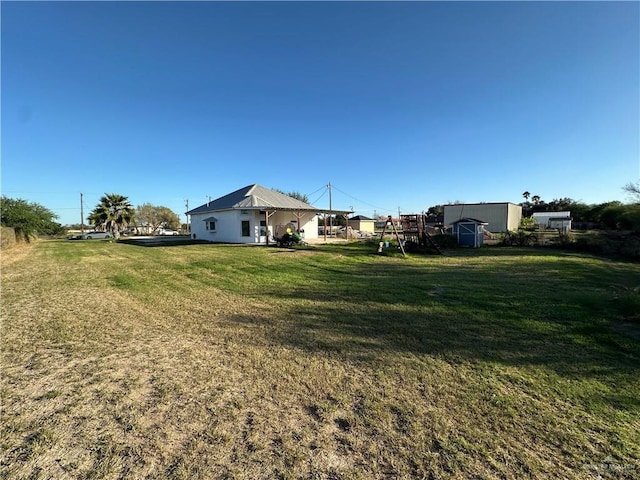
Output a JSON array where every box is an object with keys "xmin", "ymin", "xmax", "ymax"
[{"xmin": 1, "ymin": 240, "xmax": 639, "ymax": 479}]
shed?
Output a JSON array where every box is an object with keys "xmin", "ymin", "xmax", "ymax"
[
  {"xmin": 450, "ymin": 218, "xmax": 488, "ymax": 248},
  {"xmin": 347, "ymin": 215, "xmax": 375, "ymax": 234}
]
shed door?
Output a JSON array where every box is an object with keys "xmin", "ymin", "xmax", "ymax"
[{"xmin": 458, "ymin": 223, "xmax": 476, "ymax": 247}]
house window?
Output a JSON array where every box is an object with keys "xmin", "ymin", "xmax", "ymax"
[
  {"xmin": 241, "ymin": 220, "xmax": 250, "ymax": 237},
  {"xmin": 259, "ymin": 220, "xmax": 267, "ymax": 236},
  {"xmin": 204, "ymin": 217, "xmax": 218, "ymax": 232},
  {"xmin": 240, "ymin": 209, "xmax": 249, "ymax": 215}
]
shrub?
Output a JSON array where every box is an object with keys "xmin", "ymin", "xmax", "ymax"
[
  {"xmin": 431, "ymin": 234, "xmax": 458, "ymax": 249},
  {"xmin": 611, "ymin": 284, "xmax": 640, "ymax": 323},
  {"xmin": 500, "ymin": 230, "xmax": 537, "ymax": 246}
]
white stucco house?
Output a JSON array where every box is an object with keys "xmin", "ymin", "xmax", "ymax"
[{"xmin": 186, "ymin": 184, "xmax": 350, "ymax": 244}]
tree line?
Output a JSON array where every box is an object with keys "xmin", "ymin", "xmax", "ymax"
[
  {"xmin": 1, "ymin": 193, "xmax": 181, "ymax": 241},
  {"xmin": 519, "ymin": 188, "xmax": 640, "ymax": 230},
  {"xmin": 0, "ymin": 189, "xmax": 312, "ymax": 242},
  {"xmin": 2, "ymin": 183, "xmax": 639, "ymax": 241}
]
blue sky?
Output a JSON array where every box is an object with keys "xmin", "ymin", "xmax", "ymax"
[{"xmin": 2, "ymin": 1, "xmax": 639, "ymax": 226}]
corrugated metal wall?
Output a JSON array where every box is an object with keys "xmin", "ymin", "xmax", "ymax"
[{"xmin": 444, "ymin": 204, "xmax": 522, "ymax": 233}]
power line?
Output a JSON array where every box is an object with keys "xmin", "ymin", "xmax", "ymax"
[
  {"xmin": 310, "ymin": 189, "xmax": 327, "ymax": 205},
  {"xmin": 304, "ymin": 185, "xmax": 327, "ymax": 198},
  {"xmin": 330, "ymin": 184, "xmax": 394, "ymax": 213}
]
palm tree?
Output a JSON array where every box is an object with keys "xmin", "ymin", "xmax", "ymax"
[
  {"xmin": 522, "ymin": 191, "xmax": 530, "ymax": 202},
  {"xmin": 88, "ymin": 193, "xmax": 134, "ymax": 239}
]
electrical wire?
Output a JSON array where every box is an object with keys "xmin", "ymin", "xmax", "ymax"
[
  {"xmin": 304, "ymin": 185, "xmax": 327, "ymax": 198},
  {"xmin": 330, "ymin": 184, "xmax": 394, "ymax": 214},
  {"xmin": 310, "ymin": 189, "xmax": 327, "ymax": 205}
]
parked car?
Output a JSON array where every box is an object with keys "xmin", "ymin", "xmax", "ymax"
[
  {"xmin": 158, "ymin": 229, "xmax": 179, "ymax": 236},
  {"xmin": 80, "ymin": 231, "xmax": 112, "ymax": 240}
]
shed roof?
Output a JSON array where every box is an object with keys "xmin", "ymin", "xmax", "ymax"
[
  {"xmin": 444, "ymin": 202, "xmax": 521, "ymax": 207},
  {"xmin": 449, "ymin": 217, "xmax": 489, "ymax": 225},
  {"xmin": 532, "ymin": 211, "xmax": 571, "ymax": 218},
  {"xmin": 349, "ymin": 215, "xmax": 373, "ymax": 221}
]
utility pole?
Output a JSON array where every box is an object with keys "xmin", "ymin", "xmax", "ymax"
[
  {"xmin": 185, "ymin": 199, "xmax": 189, "ymax": 234},
  {"xmin": 80, "ymin": 193, "xmax": 85, "ymax": 233},
  {"xmin": 328, "ymin": 182, "xmax": 332, "ymax": 236}
]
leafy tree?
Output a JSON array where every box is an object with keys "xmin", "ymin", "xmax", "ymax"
[
  {"xmin": 275, "ymin": 190, "xmax": 310, "ymax": 204},
  {"xmin": 619, "ymin": 205, "xmax": 640, "ymax": 231},
  {"xmin": 522, "ymin": 191, "xmax": 530, "ymax": 202},
  {"xmin": 600, "ymin": 203, "xmax": 640, "ymax": 231},
  {"xmin": 544, "ymin": 197, "xmax": 575, "ymax": 211},
  {"xmin": 135, "ymin": 203, "xmax": 180, "ymax": 233},
  {"xmin": 600, "ymin": 204, "xmax": 626, "ymax": 229},
  {"xmin": 519, "ymin": 216, "xmax": 537, "ymax": 230},
  {"xmin": 0, "ymin": 196, "xmax": 62, "ymax": 241},
  {"xmin": 88, "ymin": 193, "xmax": 134, "ymax": 240},
  {"xmin": 425, "ymin": 205, "xmax": 444, "ymax": 218}
]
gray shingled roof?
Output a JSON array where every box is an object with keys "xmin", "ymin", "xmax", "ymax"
[{"xmin": 186, "ymin": 184, "xmax": 320, "ymax": 215}]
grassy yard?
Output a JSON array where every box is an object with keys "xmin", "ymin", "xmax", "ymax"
[{"xmin": 1, "ymin": 240, "xmax": 639, "ymax": 479}]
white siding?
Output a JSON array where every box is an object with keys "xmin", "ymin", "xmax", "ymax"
[
  {"xmin": 532, "ymin": 212, "xmax": 571, "ymax": 226},
  {"xmin": 190, "ymin": 210, "xmax": 318, "ymax": 243}
]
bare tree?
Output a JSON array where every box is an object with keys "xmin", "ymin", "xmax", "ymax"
[{"xmin": 623, "ymin": 181, "xmax": 640, "ymax": 203}]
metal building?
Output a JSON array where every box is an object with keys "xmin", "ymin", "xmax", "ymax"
[{"xmin": 444, "ymin": 203, "xmax": 522, "ymax": 233}]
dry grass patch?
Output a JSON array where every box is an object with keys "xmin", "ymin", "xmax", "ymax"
[{"xmin": 1, "ymin": 240, "xmax": 639, "ymax": 479}]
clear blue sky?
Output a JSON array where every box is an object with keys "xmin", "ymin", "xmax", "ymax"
[{"xmin": 2, "ymin": 1, "xmax": 638, "ymax": 226}]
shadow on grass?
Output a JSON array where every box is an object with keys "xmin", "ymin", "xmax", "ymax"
[
  {"xmin": 248, "ymin": 250, "xmax": 640, "ymax": 388},
  {"xmin": 118, "ymin": 237, "xmax": 211, "ymax": 247}
]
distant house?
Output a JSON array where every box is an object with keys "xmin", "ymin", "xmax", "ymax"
[
  {"xmin": 444, "ymin": 203, "xmax": 522, "ymax": 233},
  {"xmin": 532, "ymin": 211, "xmax": 571, "ymax": 233},
  {"xmin": 451, "ymin": 218, "xmax": 488, "ymax": 248},
  {"xmin": 186, "ymin": 184, "xmax": 350, "ymax": 244},
  {"xmin": 347, "ymin": 215, "xmax": 375, "ymax": 234}
]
